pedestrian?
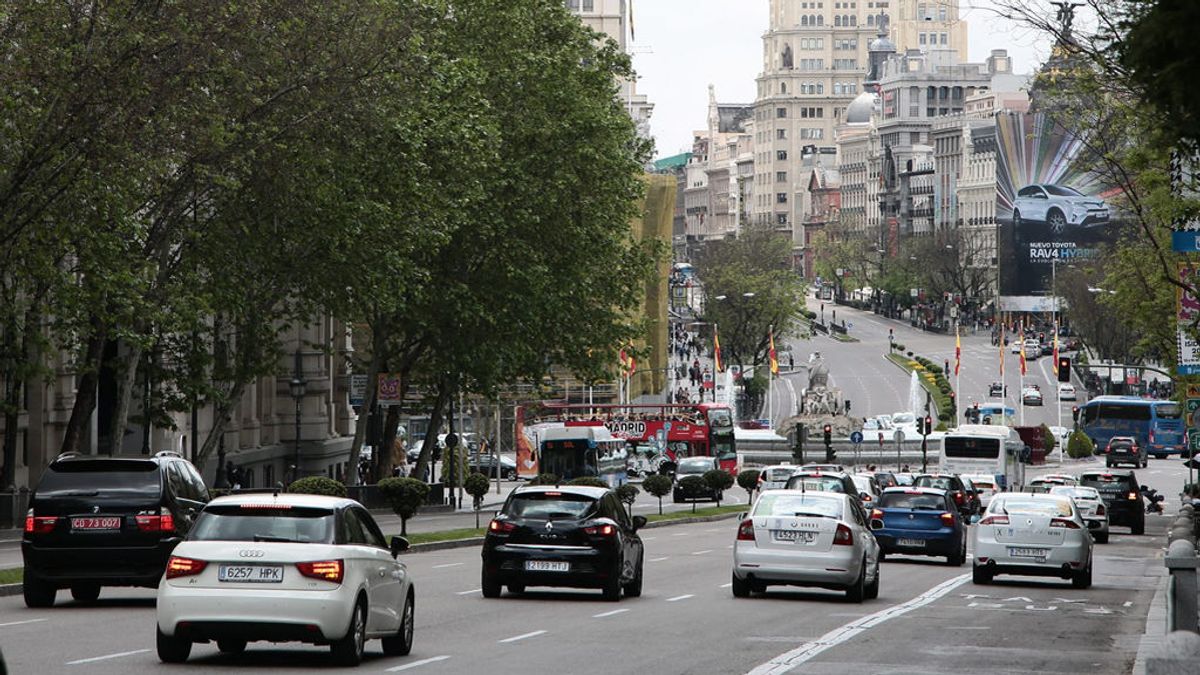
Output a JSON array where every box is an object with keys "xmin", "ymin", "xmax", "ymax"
[{"xmin": 788, "ymin": 352, "xmax": 795, "ymax": 370}]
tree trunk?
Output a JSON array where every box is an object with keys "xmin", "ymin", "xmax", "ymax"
[
  {"xmin": 411, "ymin": 383, "xmax": 450, "ymax": 483},
  {"xmin": 106, "ymin": 341, "xmax": 143, "ymax": 455},
  {"xmin": 344, "ymin": 319, "xmax": 386, "ymax": 486},
  {"xmin": 377, "ymin": 404, "xmax": 401, "ymax": 482},
  {"xmin": 60, "ymin": 323, "xmax": 107, "ymax": 455},
  {"xmin": 1, "ymin": 377, "xmax": 21, "ymax": 489},
  {"xmin": 195, "ymin": 381, "xmax": 246, "ymax": 475}
]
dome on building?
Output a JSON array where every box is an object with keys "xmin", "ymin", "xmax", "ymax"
[
  {"xmin": 845, "ymin": 90, "xmax": 877, "ymax": 124},
  {"xmin": 868, "ymin": 35, "xmax": 896, "ymax": 54}
]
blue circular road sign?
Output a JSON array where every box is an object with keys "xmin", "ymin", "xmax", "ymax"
[{"xmin": 849, "ymin": 431, "xmax": 863, "ymax": 444}]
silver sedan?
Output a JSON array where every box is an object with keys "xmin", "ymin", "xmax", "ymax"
[
  {"xmin": 732, "ymin": 490, "xmax": 880, "ymax": 603},
  {"xmin": 1050, "ymin": 485, "xmax": 1110, "ymax": 544},
  {"xmin": 972, "ymin": 493, "xmax": 1094, "ymax": 588}
]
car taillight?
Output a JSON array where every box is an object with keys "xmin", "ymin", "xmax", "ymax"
[
  {"xmin": 1149, "ymin": 430, "xmax": 1155, "ymax": 444},
  {"xmin": 1104, "ymin": 444, "xmax": 1111, "ymax": 454},
  {"xmin": 136, "ymin": 507, "xmax": 174, "ymax": 532},
  {"xmin": 1096, "ymin": 504, "xmax": 1105, "ymax": 516},
  {"xmin": 296, "ymin": 560, "xmax": 344, "ymax": 584},
  {"xmin": 584, "ymin": 523, "xmax": 616, "ymax": 536},
  {"xmin": 24, "ymin": 510, "xmax": 58, "ymax": 534},
  {"xmin": 979, "ymin": 514, "xmax": 1009, "ymax": 526},
  {"xmin": 940, "ymin": 512, "xmax": 956, "ymax": 526},
  {"xmin": 488, "ymin": 519, "xmax": 516, "ymax": 534},
  {"xmin": 953, "ymin": 491, "xmax": 965, "ymax": 504},
  {"xmin": 1050, "ymin": 518, "xmax": 1081, "ymax": 529},
  {"xmin": 737, "ymin": 518, "xmax": 755, "ymax": 541},
  {"xmin": 870, "ymin": 508, "xmax": 883, "ymax": 520},
  {"xmin": 165, "ymin": 556, "xmax": 208, "ymax": 579},
  {"xmin": 833, "ymin": 523, "xmax": 853, "ymax": 546},
  {"xmin": 1128, "ymin": 491, "xmax": 1138, "ymax": 501}
]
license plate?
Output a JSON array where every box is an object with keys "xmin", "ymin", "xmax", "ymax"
[
  {"xmin": 524, "ymin": 560, "xmax": 569, "ymax": 572},
  {"xmin": 772, "ymin": 530, "xmax": 816, "ymax": 543},
  {"xmin": 1008, "ymin": 547, "xmax": 1048, "ymax": 559},
  {"xmin": 897, "ymin": 538, "xmax": 925, "ymax": 547},
  {"xmin": 71, "ymin": 517, "xmax": 120, "ymax": 531},
  {"xmin": 218, "ymin": 565, "xmax": 284, "ymax": 583}
]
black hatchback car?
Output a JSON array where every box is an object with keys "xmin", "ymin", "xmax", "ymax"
[
  {"xmin": 22, "ymin": 451, "xmax": 210, "ymax": 607},
  {"xmin": 481, "ymin": 485, "xmax": 645, "ymax": 601},
  {"xmin": 1079, "ymin": 469, "xmax": 1145, "ymax": 534},
  {"xmin": 1104, "ymin": 436, "xmax": 1147, "ymax": 469}
]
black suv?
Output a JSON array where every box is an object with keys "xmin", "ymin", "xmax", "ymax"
[
  {"xmin": 913, "ymin": 474, "xmax": 980, "ymax": 518},
  {"xmin": 22, "ymin": 452, "xmax": 210, "ymax": 607},
  {"xmin": 1104, "ymin": 436, "xmax": 1147, "ymax": 469},
  {"xmin": 481, "ymin": 485, "xmax": 646, "ymax": 601},
  {"xmin": 1079, "ymin": 469, "xmax": 1145, "ymax": 534}
]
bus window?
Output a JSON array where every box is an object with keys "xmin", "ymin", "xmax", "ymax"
[{"xmin": 1155, "ymin": 403, "xmax": 1182, "ymax": 419}]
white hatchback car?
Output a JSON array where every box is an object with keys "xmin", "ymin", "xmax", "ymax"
[
  {"xmin": 758, "ymin": 465, "xmax": 798, "ymax": 491},
  {"xmin": 1050, "ymin": 485, "xmax": 1110, "ymax": 544},
  {"xmin": 732, "ymin": 490, "xmax": 880, "ymax": 602},
  {"xmin": 156, "ymin": 494, "xmax": 414, "ymax": 666},
  {"xmin": 960, "ymin": 474, "xmax": 998, "ymax": 508},
  {"xmin": 1058, "ymin": 383, "xmax": 1077, "ymax": 401},
  {"xmin": 972, "ymin": 493, "xmax": 1093, "ymax": 588}
]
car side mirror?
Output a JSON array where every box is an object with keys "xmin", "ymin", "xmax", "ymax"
[
  {"xmin": 1140, "ymin": 485, "xmax": 1149, "ymax": 492},
  {"xmin": 631, "ymin": 515, "xmax": 647, "ymax": 531},
  {"xmin": 390, "ymin": 535, "xmax": 410, "ymax": 557},
  {"xmin": 860, "ymin": 492, "xmax": 871, "ymax": 502}
]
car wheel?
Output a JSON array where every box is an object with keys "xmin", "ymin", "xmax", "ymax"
[
  {"xmin": 845, "ymin": 558, "xmax": 867, "ymax": 603},
  {"xmin": 70, "ymin": 583, "xmax": 100, "ymax": 603},
  {"xmin": 948, "ymin": 538, "xmax": 966, "ymax": 567},
  {"xmin": 330, "ymin": 599, "xmax": 367, "ymax": 666},
  {"xmin": 972, "ymin": 565, "xmax": 992, "ymax": 585},
  {"xmin": 1131, "ymin": 518, "xmax": 1145, "ymax": 535},
  {"xmin": 731, "ymin": 571, "xmax": 751, "ymax": 598},
  {"xmin": 1072, "ymin": 562, "xmax": 1093, "ymax": 589},
  {"xmin": 382, "ymin": 590, "xmax": 414, "ymax": 656},
  {"xmin": 481, "ymin": 568, "xmax": 502, "ymax": 598},
  {"xmin": 865, "ymin": 562, "xmax": 880, "ymax": 600},
  {"xmin": 217, "ymin": 639, "xmax": 247, "ymax": 654},
  {"xmin": 1142, "ymin": 457, "xmax": 1148, "ymax": 468},
  {"xmin": 156, "ymin": 626, "xmax": 192, "ymax": 664},
  {"xmin": 22, "ymin": 572, "xmax": 56, "ymax": 608},
  {"xmin": 1047, "ymin": 209, "xmax": 1067, "ymax": 234},
  {"xmin": 624, "ymin": 554, "xmax": 643, "ymax": 598},
  {"xmin": 507, "ymin": 584, "xmax": 525, "ymax": 594},
  {"xmin": 1095, "ymin": 531, "xmax": 1109, "ymax": 544},
  {"xmin": 601, "ymin": 560, "xmax": 623, "ymax": 602}
]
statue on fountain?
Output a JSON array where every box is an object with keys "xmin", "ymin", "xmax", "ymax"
[{"xmin": 801, "ymin": 352, "xmax": 841, "ymax": 415}]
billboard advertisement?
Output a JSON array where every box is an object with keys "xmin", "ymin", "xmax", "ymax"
[{"xmin": 995, "ymin": 112, "xmax": 1125, "ymax": 305}]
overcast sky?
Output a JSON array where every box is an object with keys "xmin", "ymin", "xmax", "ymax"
[{"xmin": 630, "ymin": 1, "xmax": 1058, "ymax": 159}]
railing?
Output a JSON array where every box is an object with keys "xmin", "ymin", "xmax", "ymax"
[{"xmin": 1165, "ymin": 502, "xmax": 1199, "ymax": 633}]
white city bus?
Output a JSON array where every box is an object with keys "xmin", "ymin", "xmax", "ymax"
[{"xmin": 939, "ymin": 424, "xmax": 1025, "ymax": 492}]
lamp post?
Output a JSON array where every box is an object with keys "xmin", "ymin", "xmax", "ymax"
[{"xmin": 288, "ymin": 349, "xmax": 307, "ymax": 484}]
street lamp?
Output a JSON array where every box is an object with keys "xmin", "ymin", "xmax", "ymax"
[{"xmin": 289, "ymin": 349, "xmax": 307, "ymax": 484}]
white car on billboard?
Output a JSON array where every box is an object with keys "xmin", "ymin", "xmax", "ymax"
[{"xmin": 1012, "ymin": 184, "xmax": 1109, "ymax": 233}]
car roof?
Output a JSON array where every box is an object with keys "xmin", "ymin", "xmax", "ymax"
[
  {"xmin": 759, "ymin": 489, "xmax": 848, "ymax": 502},
  {"xmin": 881, "ymin": 486, "xmax": 946, "ymax": 496},
  {"xmin": 790, "ymin": 471, "xmax": 847, "ymax": 479},
  {"xmin": 48, "ymin": 453, "xmax": 174, "ymax": 469},
  {"xmin": 207, "ymin": 493, "xmax": 361, "ymax": 509},
  {"xmin": 511, "ymin": 484, "xmax": 610, "ymax": 498}
]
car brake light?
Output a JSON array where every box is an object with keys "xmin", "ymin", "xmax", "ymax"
[
  {"xmin": 1104, "ymin": 443, "xmax": 1111, "ymax": 454},
  {"xmin": 870, "ymin": 508, "xmax": 883, "ymax": 520},
  {"xmin": 24, "ymin": 510, "xmax": 58, "ymax": 534},
  {"xmin": 136, "ymin": 507, "xmax": 174, "ymax": 532},
  {"xmin": 1096, "ymin": 504, "xmax": 1105, "ymax": 516},
  {"xmin": 165, "ymin": 556, "xmax": 208, "ymax": 579},
  {"xmin": 737, "ymin": 518, "xmax": 755, "ymax": 541},
  {"xmin": 584, "ymin": 523, "xmax": 616, "ymax": 536},
  {"xmin": 940, "ymin": 512, "xmax": 956, "ymax": 526},
  {"xmin": 1128, "ymin": 492, "xmax": 1138, "ymax": 501},
  {"xmin": 833, "ymin": 523, "xmax": 853, "ymax": 546},
  {"xmin": 296, "ymin": 560, "xmax": 344, "ymax": 584},
  {"xmin": 1149, "ymin": 430, "xmax": 1155, "ymax": 444},
  {"xmin": 953, "ymin": 491, "xmax": 964, "ymax": 504},
  {"xmin": 979, "ymin": 514, "xmax": 1009, "ymax": 526},
  {"xmin": 1050, "ymin": 518, "xmax": 1081, "ymax": 529},
  {"xmin": 488, "ymin": 519, "xmax": 516, "ymax": 534}
]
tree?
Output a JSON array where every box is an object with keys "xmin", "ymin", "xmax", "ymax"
[
  {"xmin": 642, "ymin": 475, "xmax": 673, "ymax": 515},
  {"xmin": 1040, "ymin": 424, "xmax": 1057, "ymax": 456},
  {"xmin": 464, "ymin": 473, "xmax": 491, "ymax": 529},
  {"xmin": 1066, "ymin": 430, "xmax": 1095, "ymax": 459},
  {"xmin": 616, "ymin": 483, "xmax": 640, "ymax": 515},
  {"xmin": 568, "ymin": 477, "xmax": 608, "ymax": 488},
  {"xmin": 737, "ymin": 469, "xmax": 761, "ymax": 504},
  {"xmin": 378, "ymin": 478, "xmax": 430, "ymax": 537},
  {"xmin": 288, "ymin": 477, "xmax": 348, "ymax": 498},
  {"xmin": 703, "ymin": 470, "xmax": 735, "ymax": 507},
  {"xmin": 530, "ymin": 473, "xmax": 561, "ymax": 486},
  {"xmin": 678, "ymin": 475, "xmax": 707, "ymax": 513}
]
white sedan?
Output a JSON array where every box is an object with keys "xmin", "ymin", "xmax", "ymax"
[
  {"xmin": 1058, "ymin": 383, "xmax": 1077, "ymax": 401},
  {"xmin": 972, "ymin": 493, "xmax": 1093, "ymax": 588},
  {"xmin": 732, "ymin": 490, "xmax": 880, "ymax": 602},
  {"xmin": 758, "ymin": 465, "xmax": 798, "ymax": 491},
  {"xmin": 1050, "ymin": 485, "xmax": 1110, "ymax": 544},
  {"xmin": 156, "ymin": 494, "xmax": 415, "ymax": 666}
]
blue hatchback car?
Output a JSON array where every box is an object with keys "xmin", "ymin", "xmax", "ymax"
[{"xmin": 868, "ymin": 487, "xmax": 968, "ymax": 566}]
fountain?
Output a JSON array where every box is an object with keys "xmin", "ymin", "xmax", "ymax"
[{"xmin": 909, "ymin": 370, "xmax": 923, "ymax": 417}]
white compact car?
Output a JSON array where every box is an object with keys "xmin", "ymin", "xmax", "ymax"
[
  {"xmin": 758, "ymin": 465, "xmax": 798, "ymax": 491},
  {"xmin": 1023, "ymin": 339, "xmax": 1041, "ymax": 360},
  {"xmin": 156, "ymin": 494, "xmax": 414, "ymax": 666},
  {"xmin": 1058, "ymin": 383, "xmax": 1077, "ymax": 401},
  {"xmin": 1050, "ymin": 485, "xmax": 1109, "ymax": 544},
  {"xmin": 961, "ymin": 474, "xmax": 998, "ymax": 508},
  {"xmin": 971, "ymin": 493, "xmax": 1093, "ymax": 588},
  {"xmin": 732, "ymin": 490, "xmax": 880, "ymax": 602},
  {"xmin": 1012, "ymin": 184, "xmax": 1110, "ymax": 233}
]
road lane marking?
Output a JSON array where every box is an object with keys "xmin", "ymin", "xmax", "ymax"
[
  {"xmin": 649, "ymin": 556, "xmax": 670, "ymax": 562},
  {"xmin": 1124, "ymin": 601, "xmax": 1133, "ymax": 607},
  {"xmin": 433, "ymin": 562, "xmax": 464, "ymax": 569},
  {"xmin": 386, "ymin": 655, "xmax": 452, "ymax": 672},
  {"xmin": 692, "ymin": 549, "xmax": 713, "ymax": 555},
  {"xmin": 499, "ymin": 630, "xmax": 546, "ymax": 643},
  {"xmin": 747, "ymin": 573, "xmax": 970, "ymax": 675},
  {"xmin": 593, "ymin": 609, "xmax": 630, "ymax": 618},
  {"xmin": 0, "ymin": 619, "xmax": 46, "ymax": 628},
  {"xmin": 456, "ymin": 588, "xmax": 481, "ymax": 595},
  {"xmin": 666, "ymin": 594, "xmax": 694, "ymax": 602},
  {"xmin": 641, "ymin": 536, "xmax": 657, "ymax": 541},
  {"xmin": 66, "ymin": 649, "xmax": 151, "ymax": 665}
]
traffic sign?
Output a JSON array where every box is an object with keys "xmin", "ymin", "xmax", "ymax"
[
  {"xmin": 850, "ymin": 431, "xmax": 863, "ymax": 444},
  {"xmin": 1188, "ymin": 399, "xmax": 1200, "ymax": 429},
  {"xmin": 1191, "ymin": 433, "xmax": 1200, "ymax": 452},
  {"xmin": 893, "ymin": 429, "xmax": 906, "ymax": 443}
]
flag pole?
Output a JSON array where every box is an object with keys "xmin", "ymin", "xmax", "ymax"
[
  {"xmin": 1018, "ymin": 320, "xmax": 1025, "ymax": 427},
  {"xmin": 767, "ymin": 324, "xmax": 774, "ymax": 427}
]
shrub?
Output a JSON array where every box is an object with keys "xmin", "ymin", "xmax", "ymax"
[
  {"xmin": 1040, "ymin": 424, "xmax": 1057, "ymax": 455},
  {"xmin": 530, "ymin": 473, "xmax": 560, "ymax": 486},
  {"xmin": 568, "ymin": 476, "xmax": 608, "ymax": 488},
  {"xmin": 288, "ymin": 476, "xmax": 347, "ymax": 498},
  {"xmin": 1066, "ymin": 430, "xmax": 1094, "ymax": 459},
  {"xmin": 378, "ymin": 477, "xmax": 430, "ymax": 536},
  {"xmin": 678, "ymin": 475, "xmax": 708, "ymax": 512},
  {"xmin": 463, "ymin": 473, "xmax": 491, "ymax": 528},
  {"xmin": 616, "ymin": 483, "xmax": 640, "ymax": 512},
  {"xmin": 736, "ymin": 469, "xmax": 760, "ymax": 502},
  {"xmin": 906, "ymin": 351, "xmax": 914, "ymax": 357},
  {"xmin": 642, "ymin": 474, "xmax": 673, "ymax": 515},
  {"xmin": 703, "ymin": 469, "xmax": 735, "ymax": 507}
]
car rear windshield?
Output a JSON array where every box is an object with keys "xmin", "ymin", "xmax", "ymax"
[
  {"xmin": 1080, "ymin": 474, "xmax": 1134, "ymax": 490},
  {"xmin": 505, "ymin": 493, "xmax": 598, "ymax": 520},
  {"xmin": 36, "ymin": 461, "xmax": 161, "ymax": 498},
  {"xmin": 914, "ymin": 476, "xmax": 959, "ymax": 491},
  {"xmin": 190, "ymin": 505, "xmax": 335, "ymax": 543},
  {"xmin": 879, "ymin": 492, "xmax": 945, "ymax": 510},
  {"xmin": 993, "ymin": 498, "xmax": 1072, "ymax": 517},
  {"xmin": 1050, "ymin": 486, "xmax": 1099, "ymax": 500},
  {"xmin": 764, "ymin": 468, "xmax": 795, "ymax": 481},
  {"xmin": 754, "ymin": 494, "xmax": 842, "ymax": 519},
  {"xmin": 677, "ymin": 458, "xmax": 713, "ymax": 473},
  {"xmin": 785, "ymin": 476, "xmax": 845, "ymax": 493},
  {"xmin": 968, "ymin": 479, "xmax": 995, "ymax": 489},
  {"xmin": 1155, "ymin": 403, "xmax": 1182, "ymax": 419}
]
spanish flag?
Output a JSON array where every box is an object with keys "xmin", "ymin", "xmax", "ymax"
[
  {"xmin": 954, "ymin": 326, "xmax": 961, "ymax": 377},
  {"xmin": 714, "ymin": 325, "xmax": 724, "ymax": 373},
  {"xmin": 768, "ymin": 327, "xmax": 779, "ymax": 376},
  {"xmin": 1018, "ymin": 320, "xmax": 1027, "ymax": 376}
]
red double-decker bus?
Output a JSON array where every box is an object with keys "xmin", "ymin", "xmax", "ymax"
[{"xmin": 514, "ymin": 402, "xmax": 737, "ymax": 479}]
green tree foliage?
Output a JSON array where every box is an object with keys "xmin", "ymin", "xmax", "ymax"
[
  {"xmin": 641, "ymin": 474, "xmax": 673, "ymax": 515},
  {"xmin": 678, "ymin": 475, "xmax": 708, "ymax": 513},
  {"xmin": 737, "ymin": 469, "xmax": 761, "ymax": 503},
  {"xmin": 568, "ymin": 477, "xmax": 608, "ymax": 488},
  {"xmin": 616, "ymin": 483, "xmax": 640, "ymax": 513},
  {"xmin": 1066, "ymin": 430, "xmax": 1095, "ymax": 459},
  {"xmin": 378, "ymin": 478, "xmax": 430, "ymax": 536},
  {"xmin": 1119, "ymin": 2, "xmax": 1200, "ymax": 151},
  {"xmin": 288, "ymin": 476, "xmax": 348, "ymax": 498},
  {"xmin": 463, "ymin": 473, "xmax": 491, "ymax": 528},
  {"xmin": 530, "ymin": 473, "xmax": 561, "ymax": 487},
  {"xmin": 1041, "ymin": 424, "xmax": 1057, "ymax": 456},
  {"xmin": 703, "ymin": 469, "xmax": 735, "ymax": 507}
]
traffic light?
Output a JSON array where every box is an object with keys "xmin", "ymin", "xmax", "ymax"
[
  {"xmin": 1057, "ymin": 357, "xmax": 1072, "ymax": 383},
  {"xmin": 1072, "ymin": 405, "xmax": 1080, "ymax": 422},
  {"xmin": 916, "ymin": 417, "xmax": 925, "ymax": 436},
  {"xmin": 823, "ymin": 424, "xmax": 835, "ymax": 461},
  {"xmin": 924, "ymin": 416, "xmax": 933, "ymax": 435}
]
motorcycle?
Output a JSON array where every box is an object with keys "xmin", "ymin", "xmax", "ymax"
[{"xmin": 1141, "ymin": 485, "xmax": 1165, "ymax": 514}]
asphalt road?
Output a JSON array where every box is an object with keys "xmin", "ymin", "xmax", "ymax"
[{"xmin": 1, "ymin": 458, "xmax": 1186, "ymax": 674}]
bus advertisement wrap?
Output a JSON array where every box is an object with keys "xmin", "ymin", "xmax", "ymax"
[{"xmin": 995, "ymin": 112, "xmax": 1126, "ymax": 306}]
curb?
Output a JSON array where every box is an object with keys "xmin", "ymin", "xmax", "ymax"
[{"xmin": 0, "ymin": 583, "xmax": 20, "ymax": 597}]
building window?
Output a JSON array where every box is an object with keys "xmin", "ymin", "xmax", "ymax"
[
  {"xmin": 777, "ymin": 150, "xmax": 789, "ymax": 160},
  {"xmin": 782, "ymin": 44, "xmax": 794, "ymax": 68},
  {"xmin": 938, "ymin": 6, "xmax": 947, "ymax": 21},
  {"xmin": 802, "ymin": 15, "xmax": 809, "ymax": 26},
  {"xmin": 777, "ymin": 193, "xmax": 788, "ymax": 203},
  {"xmin": 940, "ymin": 32, "xmax": 948, "ymax": 45},
  {"xmin": 777, "ymin": 128, "xmax": 788, "ymax": 139},
  {"xmin": 919, "ymin": 2, "xmax": 928, "ymax": 20},
  {"xmin": 566, "ymin": 0, "xmax": 580, "ymax": 9},
  {"xmin": 776, "ymin": 171, "xmax": 788, "ymax": 182},
  {"xmin": 781, "ymin": 82, "xmax": 788, "ymax": 94},
  {"xmin": 777, "ymin": 107, "xmax": 788, "ymax": 118},
  {"xmin": 778, "ymin": 213, "xmax": 789, "ymax": 225},
  {"xmin": 919, "ymin": 33, "xmax": 927, "ymax": 45}
]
